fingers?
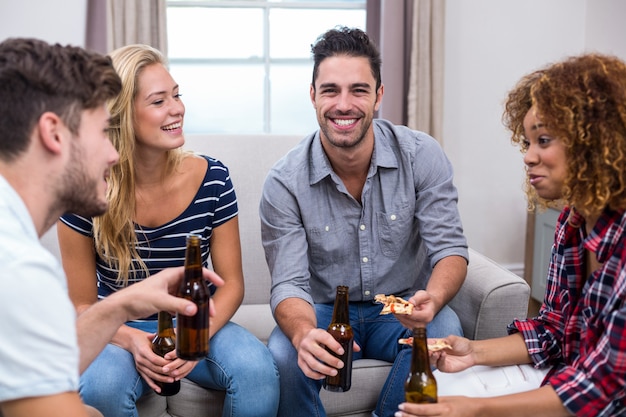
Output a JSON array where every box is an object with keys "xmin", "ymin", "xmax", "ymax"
[
  {"xmin": 138, "ymin": 369, "xmax": 160, "ymax": 392},
  {"xmin": 409, "ymin": 289, "xmax": 430, "ymax": 306},
  {"xmin": 203, "ymin": 267, "xmax": 224, "ymax": 288},
  {"xmin": 298, "ymin": 329, "xmax": 344, "ymax": 379}
]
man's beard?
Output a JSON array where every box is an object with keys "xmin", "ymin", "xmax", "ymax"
[
  {"xmin": 319, "ymin": 121, "xmax": 369, "ymax": 150},
  {"xmin": 57, "ymin": 142, "xmax": 108, "ymax": 218},
  {"xmin": 318, "ymin": 109, "xmax": 373, "ymax": 150}
]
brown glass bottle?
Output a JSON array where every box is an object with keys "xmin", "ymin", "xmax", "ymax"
[
  {"xmin": 176, "ymin": 234, "xmax": 210, "ymax": 360},
  {"xmin": 405, "ymin": 327, "xmax": 437, "ymax": 403},
  {"xmin": 151, "ymin": 311, "xmax": 181, "ymax": 396},
  {"xmin": 323, "ymin": 285, "xmax": 353, "ymax": 392}
]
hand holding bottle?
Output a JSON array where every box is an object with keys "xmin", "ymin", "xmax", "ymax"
[
  {"xmin": 177, "ymin": 234, "xmax": 211, "ymax": 360},
  {"xmin": 101, "ymin": 265, "xmax": 223, "ymax": 325},
  {"xmin": 323, "ymin": 285, "xmax": 354, "ymax": 392},
  {"xmin": 151, "ymin": 311, "xmax": 181, "ymax": 396}
]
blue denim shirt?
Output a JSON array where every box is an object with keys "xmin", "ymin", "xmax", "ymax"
[{"xmin": 260, "ymin": 119, "xmax": 468, "ymax": 312}]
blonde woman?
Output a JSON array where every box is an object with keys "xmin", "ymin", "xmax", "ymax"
[{"xmin": 58, "ymin": 44, "xmax": 279, "ymax": 417}]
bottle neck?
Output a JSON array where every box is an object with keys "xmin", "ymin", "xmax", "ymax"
[
  {"xmin": 331, "ymin": 286, "xmax": 350, "ymax": 324},
  {"xmin": 157, "ymin": 311, "xmax": 174, "ymax": 334},
  {"xmin": 411, "ymin": 327, "xmax": 430, "ymax": 372},
  {"xmin": 184, "ymin": 234, "xmax": 203, "ymax": 281}
]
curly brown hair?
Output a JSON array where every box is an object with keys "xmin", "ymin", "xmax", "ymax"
[{"xmin": 503, "ymin": 53, "xmax": 626, "ymax": 218}]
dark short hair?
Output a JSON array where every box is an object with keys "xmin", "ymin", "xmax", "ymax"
[
  {"xmin": 0, "ymin": 38, "xmax": 121, "ymax": 162},
  {"xmin": 311, "ymin": 26, "xmax": 382, "ymax": 92}
]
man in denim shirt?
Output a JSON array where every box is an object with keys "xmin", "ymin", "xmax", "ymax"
[{"xmin": 259, "ymin": 27, "xmax": 468, "ymax": 417}]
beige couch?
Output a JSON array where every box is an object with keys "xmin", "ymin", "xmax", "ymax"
[{"xmin": 40, "ymin": 134, "xmax": 531, "ymax": 417}]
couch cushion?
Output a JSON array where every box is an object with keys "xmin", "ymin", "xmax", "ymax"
[
  {"xmin": 230, "ymin": 303, "xmax": 275, "ymax": 344},
  {"xmin": 167, "ymin": 379, "xmax": 224, "ymax": 417},
  {"xmin": 137, "ymin": 379, "xmax": 224, "ymax": 417},
  {"xmin": 184, "ymin": 134, "xmax": 302, "ymax": 306},
  {"xmin": 321, "ymin": 359, "xmax": 391, "ymax": 416},
  {"xmin": 450, "ymin": 248, "xmax": 530, "ymax": 340},
  {"xmin": 136, "ymin": 359, "xmax": 391, "ymax": 417}
]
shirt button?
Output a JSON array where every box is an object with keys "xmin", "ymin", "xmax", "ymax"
[
  {"xmin": 360, "ymin": 224, "xmax": 366, "ymax": 231},
  {"xmin": 390, "ymin": 214, "xmax": 397, "ymax": 221},
  {"xmin": 364, "ymin": 290, "xmax": 371, "ymax": 296},
  {"xmin": 362, "ymin": 257, "xmax": 368, "ymax": 263},
  {"xmin": 325, "ymin": 226, "xmax": 330, "ymax": 231}
]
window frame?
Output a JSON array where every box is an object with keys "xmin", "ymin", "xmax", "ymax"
[{"xmin": 166, "ymin": 0, "xmax": 366, "ymax": 134}]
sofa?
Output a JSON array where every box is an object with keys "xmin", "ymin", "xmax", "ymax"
[{"xmin": 40, "ymin": 134, "xmax": 531, "ymax": 417}]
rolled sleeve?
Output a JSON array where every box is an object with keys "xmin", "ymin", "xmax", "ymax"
[{"xmin": 260, "ymin": 158, "xmax": 314, "ymax": 313}]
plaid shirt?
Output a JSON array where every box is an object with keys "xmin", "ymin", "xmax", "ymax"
[{"xmin": 509, "ymin": 206, "xmax": 626, "ymax": 416}]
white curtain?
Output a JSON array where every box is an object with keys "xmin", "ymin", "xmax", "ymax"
[
  {"xmin": 407, "ymin": 0, "xmax": 445, "ymax": 143},
  {"xmin": 367, "ymin": 0, "xmax": 445, "ymax": 143},
  {"xmin": 106, "ymin": 0, "xmax": 168, "ymax": 54}
]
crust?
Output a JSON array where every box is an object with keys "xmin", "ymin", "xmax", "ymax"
[
  {"xmin": 398, "ymin": 337, "xmax": 452, "ymax": 351},
  {"xmin": 374, "ymin": 294, "xmax": 414, "ymax": 315}
]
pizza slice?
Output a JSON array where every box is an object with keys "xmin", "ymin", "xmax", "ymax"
[
  {"xmin": 374, "ymin": 294, "xmax": 414, "ymax": 315},
  {"xmin": 398, "ymin": 337, "xmax": 452, "ymax": 352}
]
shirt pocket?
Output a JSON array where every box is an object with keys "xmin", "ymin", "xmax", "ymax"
[
  {"xmin": 308, "ymin": 221, "xmax": 353, "ymax": 266},
  {"xmin": 377, "ymin": 205, "xmax": 414, "ymax": 258}
]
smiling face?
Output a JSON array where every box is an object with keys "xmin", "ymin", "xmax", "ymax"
[
  {"xmin": 310, "ymin": 55, "xmax": 383, "ymax": 150},
  {"xmin": 522, "ymin": 106, "xmax": 568, "ymax": 201},
  {"xmin": 60, "ymin": 105, "xmax": 119, "ymax": 217},
  {"xmin": 133, "ymin": 63, "xmax": 185, "ymax": 152}
]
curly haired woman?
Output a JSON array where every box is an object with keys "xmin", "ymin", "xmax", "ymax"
[{"xmin": 396, "ymin": 53, "xmax": 626, "ymax": 417}]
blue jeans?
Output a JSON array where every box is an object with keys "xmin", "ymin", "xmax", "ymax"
[
  {"xmin": 267, "ymin": 302, "xmax": 462, "ymax": 417},
  {"xmin": 80, "ymin": 321, "xmax": 280, "ymax": 417}
]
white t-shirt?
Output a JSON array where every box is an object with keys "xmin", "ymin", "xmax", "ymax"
[{"xmin": 0, "ymin": 175, "xmax": 79, "ymax": 402}]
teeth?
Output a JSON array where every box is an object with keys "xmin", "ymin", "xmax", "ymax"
[
  {"xmin": 162, "ymin": 122, "xmax": 181, "ymax": 131},
  {"xmin": 334, "ymin": 119, "xmax": 356, "ymax": 126}
]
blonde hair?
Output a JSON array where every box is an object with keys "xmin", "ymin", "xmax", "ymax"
[
  {"xmin": 94, "ymin": 44, "xmax": 184, "ymax": 285},
  {"xmin": 503, "ymin": 53, "xmax": 626, "ymax": 218}
]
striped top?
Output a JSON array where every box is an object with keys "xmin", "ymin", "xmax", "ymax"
[{"xmin": 60, "ymin": 154, "xmax": 238, "ymax": 320}]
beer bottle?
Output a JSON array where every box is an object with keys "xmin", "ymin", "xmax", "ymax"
[
  {"xmin": 176, "ymin": 234, "xmax": 210, "ymax": 360},
  {"xmin": 151, "ymin": 311, "xmax": 181, "ymax": 396},
  {"xmin": 405, "ymin": 327, "xmax": 437, "ymax": 403},
  {"xmin": 323, "ymin": 285, "xmax": 353, "ymax": 392}
]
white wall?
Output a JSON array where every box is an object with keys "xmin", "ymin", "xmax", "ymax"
[
  {"xmin": 0, "ymin": 0, "xmax": 86, "ymax": 46},
  {"xmin": 443, "ymin": 0, "xmax": 626, "ymax": 273},
  {"xmin": 3, "ymin": 0, "xmax": 626, "ymax": 274}
]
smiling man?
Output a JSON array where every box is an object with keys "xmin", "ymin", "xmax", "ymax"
[
  {"xmin": 0, "ymin": 38, "xmax": 222, "ymax": 417},
  {"xmin": 259, "ymin": 26, "xmax": 469, "ymax": 417}
]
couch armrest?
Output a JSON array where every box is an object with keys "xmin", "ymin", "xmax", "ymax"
[{"xmin": 449, "ymin": 248, "xmax": 530, "ymax": 340}]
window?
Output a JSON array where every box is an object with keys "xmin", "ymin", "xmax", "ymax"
[{"xmin": 167, "ymin": 0, "xmax": 366, "ymax": 135}]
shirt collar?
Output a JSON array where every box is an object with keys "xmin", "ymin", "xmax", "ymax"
[
  {"xmin": 568, "ymin": 206, "xmax": 626, "ymax": 263},
  {"xmin": 309, "ymin": 120, "xmax": 399, "ymax": 186},
  {"xmin": 585, "ymin": 207, "xmax": 626, "ymax": 263},
  {"xmin": 0, "ymin": 174, "xmax": 39, "ymax": 241}
]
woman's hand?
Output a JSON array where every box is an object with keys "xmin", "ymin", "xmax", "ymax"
[
  {"xmin": 129, "ymin": 330, "xmax": 198, "ymax": 392},
  {"xmin": 396, "ymin": 397, "xmax": 480, "ymax": 417},
  {"xmin": 429, "ymin": 335, "xmax": 475, "ymax": 373}
]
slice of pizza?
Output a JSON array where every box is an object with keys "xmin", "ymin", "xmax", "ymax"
[
  {"xmin": 374, "ymin": 294, "xmax": 414, "ymax": 315},
  {"xmin": 398, "ymin": 337, "xmax": 452, "ymax": 352}
]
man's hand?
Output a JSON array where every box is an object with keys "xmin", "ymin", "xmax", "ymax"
[
  {"xmin": 110, "ymin": 267, "xmax": 224, "ymax": 322},
  {"xmin": 394, "ymin": 290, "xmax": 436, "ymax": 329},
  {"xmin": 77, "ymin": 267, "xmax": 224, "ymax": 373},
  {"xmin": 294, "ymin": 328, "xmax": 361, "ymax": 379}
]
